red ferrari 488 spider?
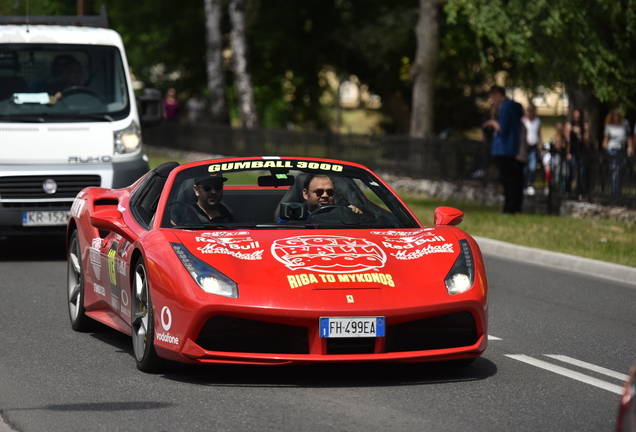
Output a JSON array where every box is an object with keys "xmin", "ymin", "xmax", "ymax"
[{"xmin": 66, "ymin": 156, "xmax": 488, "ymax": 372}]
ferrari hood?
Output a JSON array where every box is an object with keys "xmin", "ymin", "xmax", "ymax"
[{"xmin": 171, "ymin": 228, "xmax": 464, "ymax": 290}]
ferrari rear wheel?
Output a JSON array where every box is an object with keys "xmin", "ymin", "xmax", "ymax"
[
  {"xmin": 131, "ymin": 257, "xmax": 164, "ymax": 373},
  {"xmin": 67, "ymin": 230, "xmax": 94, "ymax": 331}
]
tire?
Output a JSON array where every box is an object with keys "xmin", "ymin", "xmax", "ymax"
[
  {"xmin": 131, "ymin": 257, "xmax": 164, "ymax": 373},
  {"xmin": 67, "ymin": 230, "xmax": 95, "ymax": 331}
]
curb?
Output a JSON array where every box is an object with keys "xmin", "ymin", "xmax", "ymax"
[{"xmin": 473, "ymin": 236, "xmax": 636, "ymax": 287}]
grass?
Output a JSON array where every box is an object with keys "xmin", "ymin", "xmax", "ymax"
[
  {"xmin": 146, "ymin": 148, "xmax": 636, "ymax": 267},
  {"xmin": 403, "ymin": 196, "xmax": 636, "ymax": 267}
]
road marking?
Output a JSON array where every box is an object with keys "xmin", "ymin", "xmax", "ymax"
[
  {"xmin": 505, "ymin": 354, "xmax": 625, "ymax": 395},
  {"xmin": 488, "ymin": 335, "xmax": 502, "ymax": 340},
  {"xmin": 544, "ymin": 355, "xmax": 629, "ymax": 381}
]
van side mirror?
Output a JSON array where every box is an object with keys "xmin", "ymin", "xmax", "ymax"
[
  {"xmin": 434, "ymin": 206, "xmax": 464, "ymax": 226},
  {"xmin": 137, "ymin": 88, "xmax": 163, "ymax": 128}
]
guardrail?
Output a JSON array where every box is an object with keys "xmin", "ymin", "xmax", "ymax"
[{"xmin": 143, "ymin": 123, "xmax": 636, "ymax": 210}]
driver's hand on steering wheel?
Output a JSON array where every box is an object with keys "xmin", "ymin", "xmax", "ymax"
[{"xmin": 348, "ymin": 205, "xmax": 363, "ymax": 214}]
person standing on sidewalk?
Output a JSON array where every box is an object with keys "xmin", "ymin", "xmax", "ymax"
[
  {"xmin": 602, "ymin": 109, "xmax": 632, "ymax": 196},
  {"xmin": 565, "ymin": 109, "xmax": 590, "ymax": 199},
  {"xmin": 483, "ymin": 86, "xmax": 524, "ymax": 214},
  {"xmin": 522, "ymin": 103, "xmax": 542, "ymax": 196}
]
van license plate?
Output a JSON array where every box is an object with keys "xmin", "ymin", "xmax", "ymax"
[
  {"xmin": 319, "ymin": 317, "xmax": 385, "ymax": 338},
  {"xmin": 22, "ymin": 211, "xmax": 70, "ymax": 226}
]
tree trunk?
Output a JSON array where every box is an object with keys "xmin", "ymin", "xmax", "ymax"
[
  {"xmin": 204, "ymin": 0, "xmax": 230, "ymax": 125},
  {"xmin": 410, "ymin": 0, "xmax": 441, "ymax": 138},
  {"xmin": 229, "ymin": 0, "xmax": 259, "ymax": 129}
]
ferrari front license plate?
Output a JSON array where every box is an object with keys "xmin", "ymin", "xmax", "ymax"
[
  {"xmin": 22, "ymin": 211, "xmax": 70, "ymax": 226},
  {"xmin": 319, "ymin": 317, "xmax": 385, "ymax": 338}
]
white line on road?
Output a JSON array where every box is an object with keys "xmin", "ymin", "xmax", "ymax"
[
  {"xmin": 505, "ymin": 354, "xmax": 625, "ymax": 395},
  {"xmin": 544, "ymin": 355, "xmax": 629, "ymax": 381},
  {"xmin": 488, "ymin": 335, "xmax": 502, "ymax": 340},
  {"xmin": 0, "ymin": 415, "xmax": 14, "ymax": 432}
]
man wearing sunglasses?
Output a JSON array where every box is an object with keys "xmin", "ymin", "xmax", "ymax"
[
  {"xmin": 278, "ymin": 174, "xmax": 362, "ymax": 222},
  {"xmin": 178, "ymin": 173, "xmax": 235, "ymax": 224},
  {"xmin": 303, "ymin": 174, "xmax": 362, "ymax": 215}
]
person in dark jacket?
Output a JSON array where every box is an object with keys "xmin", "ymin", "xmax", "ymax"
[
  {"xmin": 180, "ymin": 173, "xmax": 235, "ymax": 224},
  {"xmin": 483, "ymin": 86, "xmax": 524, "ymax": 214}
]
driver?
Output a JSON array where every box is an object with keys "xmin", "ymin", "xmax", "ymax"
[
  {"xmin": 176, "ymin": 173, "xmax": 235, "ymax": 225},
  {"xmin": 278, "ymin": 174, "xmax": 361, "ymax": 222},
  {"xmin": 47, "ymin": 55, "xmax": 84, "ymax": 101}
]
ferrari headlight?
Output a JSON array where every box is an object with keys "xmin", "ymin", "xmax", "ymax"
[
  {"xmin": 444, "ymin": 240, "xmax": 475, "ymax": 295},
  {"xmin": 171, "ymin": 243, "xmax": 238, "ymax": 298},
  {"xmin": 114, "ymin": 121, "xmax": 141, "ymax": 154}
]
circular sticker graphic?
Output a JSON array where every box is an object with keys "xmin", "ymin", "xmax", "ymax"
[
  {"xmin": 120, "ymin": 290, "xmax": 129, "ymax": 306},
  {"xmin": 271, "ymin": 235, "xmax": 386, "ymax": 273},
  {"xmin": 161, "ymin": 306, "xmax": 172, "ymax": 331}
]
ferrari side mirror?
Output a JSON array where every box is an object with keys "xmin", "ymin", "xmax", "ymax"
[
  {"xmin": 434, "ymin": 206, "xmax": 464, "ymax": 226},
  {"xmin": 90, "ymin": 209, "xmax": 137, "ymax": 242}
]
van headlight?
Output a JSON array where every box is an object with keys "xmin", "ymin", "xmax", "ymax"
[
  {"xmin": 114, "ymin": 121, "xmax": 141, "ymax": 154},
  {"xmin": 444, "ymin": 240, "xmax": 475, "ymax": 294},
  {"xmin": 171, "ymin": 243, "xmax": 238, "ymax": 298}
]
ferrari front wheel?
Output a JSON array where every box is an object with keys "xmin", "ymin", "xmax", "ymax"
[
  {"xmin": 131, "ymin": 257, "xmax": 164, "ymax": 373},
  {"xmin": 67, "ymin": 230, "xmax": 94, "ymax": 331}
]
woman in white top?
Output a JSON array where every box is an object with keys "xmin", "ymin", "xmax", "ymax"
[
  {"xmin": 602, "ymin": 109, "xmax": 633, "ymax": 196},
  {"xmin": 521, "ymin": 104, "xmax": 542, "ymax": 195}
]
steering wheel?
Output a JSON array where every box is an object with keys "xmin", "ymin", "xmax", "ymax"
[
  {"xmin": 61, "ymin": 86, "xmax": 103, "ymax": 101},
  {"xmin": 310, "ymin": 204, "xmax": 340, "ymax": 215}
]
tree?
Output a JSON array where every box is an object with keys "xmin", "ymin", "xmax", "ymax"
[
  {"xmin": 229, "ymin": 0, "xmax": 258, "ymax": 128},
  {"xmin": 0, "ymin": 0, "xmax": 76, "ymax": 15},
  {"xmin": 410, "ymin": 0, "xmax": 443, "ymax": 138},
  {"xmin": 445, "ymin": 0, "xmax": 636, "ymax": 143},
  {"xmin": 97, "ymin": 0, "xmax": 208, "ymax": 97},
  {"xmin": 204, "ymin": 0, "xmax": 230, "ymax": 124}
]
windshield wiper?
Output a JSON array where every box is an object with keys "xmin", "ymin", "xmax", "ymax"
[
  {"xmin": 77, "ymin": 113, "xmax": 114, "ymax": 122},
  {"xmin": 39, "ymin": 112, "xmax": 114, "ymax": 122},
  {"xmin": 0, "ymin": 114, "xmax": 46, "ymax": 122},
  {"xmin": 0, "ymin": 113, "xmax": 114, "ymax": 122}
]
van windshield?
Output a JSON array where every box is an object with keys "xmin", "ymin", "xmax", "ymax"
[{"xmin": 0, "ymin": 43, "xmax": 130, "ymax": 122}]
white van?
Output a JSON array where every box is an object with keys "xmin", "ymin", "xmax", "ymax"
[{"xmin": 0, "ymin": 9, "xmax": 162, "ymax": 237}]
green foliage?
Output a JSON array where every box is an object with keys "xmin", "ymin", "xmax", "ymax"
[
  {"xmin": 246, "ymin": 0, "xmax": 422, "ymax": 130},
  {"xmin": 94, "ymin": 0, "xmax": 210, "ymax": 95},
  {"xmin": 7, "ymin": 0, "xmax": 636, "ymax": 131},
  {"xmin": 445, "ymin": 0, "xmax": 636, "ymax": 107},
  {"xmin": 0, "ymin": 0, "xmax": 76, "ymax": 15}
]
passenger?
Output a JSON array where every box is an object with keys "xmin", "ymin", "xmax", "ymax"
[
  {"xmin": 278, "ymin": 174, "xmax": 361, "ymax": 222},
  {"xmin": 177, "ymin": 173, "xmax": 235, "ymax": 224}
]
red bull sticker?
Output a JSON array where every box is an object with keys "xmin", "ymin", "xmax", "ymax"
[
  {"xmin": 391, "ymin": 244, "xmax": 454, "ymax": 260},
  {"xmin": 195, "ymin": 234, "xmax": 263, "ymax": 260},
  {"xmin": 373, "ymin": 230, "xmax": 455, "ymax": 260}
]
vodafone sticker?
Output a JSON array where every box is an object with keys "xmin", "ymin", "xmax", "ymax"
[{"xmin": 161, "ymin": 306, "xmax": 172, "ymax": 331}]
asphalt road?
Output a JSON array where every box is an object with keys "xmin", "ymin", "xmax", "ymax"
[{"xmin": 0, "ymin": 236, "xmax": 634, "ymax": 432}]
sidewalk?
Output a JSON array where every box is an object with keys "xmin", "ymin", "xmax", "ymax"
[{"xmin": 474, "ymin": 236, "xmax": 636, "ymax": 287}]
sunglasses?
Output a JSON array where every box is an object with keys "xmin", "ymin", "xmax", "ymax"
[
  {"xmin": 197, "ymin": 183, "xmax": 223, "ymax": 192},
  {"xmin": 311, "ymin": 188, "xmax": 335, "ymax": 197}
]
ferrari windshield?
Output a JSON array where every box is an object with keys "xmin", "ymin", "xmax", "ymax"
[
  {"xmin": 0, "ymin": 44, "xmax": 130, "ymax": 121},
  {"xmin": 160, "ymin": 159, "xmax": 419, "ymax": 229}
]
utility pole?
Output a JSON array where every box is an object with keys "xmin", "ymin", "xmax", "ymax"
[{"xmin": 78, "ymin": 0, "xmax": 87, "ymax": 16}]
